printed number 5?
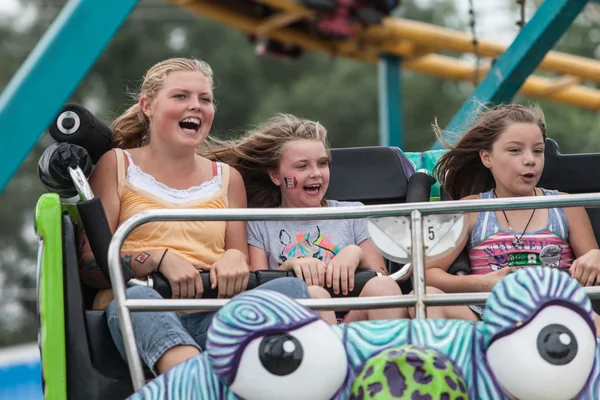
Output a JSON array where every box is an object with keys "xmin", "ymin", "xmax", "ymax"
[{"xmin": 428, "ymin": 226, "xmax": 435, "ymax": 241}]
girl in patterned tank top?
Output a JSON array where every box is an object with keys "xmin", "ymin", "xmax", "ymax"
[{"xmin": 421, "ymin": 104, "xmax": 600, "ymax": 332}]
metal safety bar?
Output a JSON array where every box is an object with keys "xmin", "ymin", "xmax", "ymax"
[
  {"xmin": 68, "ymin": 166, "xmax": 94, "ymax": 201},
  {"xmin": 107, "ymin": 192, "xmax": 600, "ymax": 390}
]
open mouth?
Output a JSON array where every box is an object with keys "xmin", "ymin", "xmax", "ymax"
[
  {"xmin": 179, "ymin": 117, "xmax": 201, "ymax": 134},
  {"xmin": 521, "ymin": 173, "xmax": 536, "ymax": 179},
  {"xmin": 303, "ymin": 184, "xmax": 321, "ymax": 194}
]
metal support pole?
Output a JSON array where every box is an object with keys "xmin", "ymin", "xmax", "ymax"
[
  {"xmin": 0, "ymin": 0, "xmax": 140, "ymax": 194},
  {"xmin": 108, "ymin": 234, "xmax": 146, "ymax": 390},
  {"xmin": 411, "ymin": 209, "xmax": 427, "ymax": 319},
  {"xmin": 433, "ymin": 0, "xmax": 589, "ymax": 149},
  {"xmin": 378, "ymin": 55, "xmax": 403, "ymax": 148}
]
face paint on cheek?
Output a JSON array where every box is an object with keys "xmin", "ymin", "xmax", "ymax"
[{"xmin": 283, "ymin": 177, "xmax": 297, "ymax": 189}]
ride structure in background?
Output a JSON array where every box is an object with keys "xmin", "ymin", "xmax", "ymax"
[{"xmin": 1, "ymin": 0, "xmax": 600, "ymax": 195}]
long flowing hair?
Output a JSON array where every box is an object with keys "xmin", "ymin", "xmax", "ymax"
[
  {"xmin": 434, "ymin": 104, "xmax": 547, "ymax": 199},
  {"xmin": 199, "ymin": 114, "xmax": 329, "ymax": 208}
]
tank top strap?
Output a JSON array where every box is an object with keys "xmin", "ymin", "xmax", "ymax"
[
  {"xmin": 540, "ymin": 188, "xmax": 569, "ymax": 241},
  {"xmin": 469, "ymin": 189, "xmax": 497, "ymax": 248},
  {"xmin": 113, "ymin": 148, "xmax": 128, "ymax": 198},
  {"xmin": 218, "ymin": 163, "xmax": 230, "ymax": 198}
]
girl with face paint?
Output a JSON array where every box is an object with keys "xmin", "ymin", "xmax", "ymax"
[{"xmin": 201, "ymin": 114, "xmax": 410, "ymax": 324}]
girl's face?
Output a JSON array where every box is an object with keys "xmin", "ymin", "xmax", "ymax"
[
  {"xmin": 480, "ymin": 122, "xmax": 545, "ymax": 197},
  {"xmin": 141, "ymin": 70, "xmax": 215, "ymax": 151},
  {"xmin": 270, "ymin": 140, "xmax": 330, "ymax": 208}
]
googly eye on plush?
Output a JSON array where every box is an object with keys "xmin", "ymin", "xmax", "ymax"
[
  {"xmin": 486, "ymin": 305, "xmax": 596, "ymax": 400},
  {"xmin": 229, "ymin": 319, "xmax": 348, "ymax": 400}
]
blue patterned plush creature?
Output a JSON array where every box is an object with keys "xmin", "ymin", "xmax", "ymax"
[{"xmin": 130, "ymin": 268, "xmax": 600, "ymax": 400}]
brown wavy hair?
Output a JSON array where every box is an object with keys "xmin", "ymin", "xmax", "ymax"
[
  {"xmin": 199, "ymin": 114, "xmax": 329, "ymax": 208},
  {"xmin": 112, "ymin": 58, "xmax": 215, "ymax": 149},
  {"xmin": 434, "ymin": 104, "xmax": 547, "ymax": 200}
]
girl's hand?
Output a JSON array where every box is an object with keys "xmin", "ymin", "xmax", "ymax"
[
  {"xmin": 326, "ymin": 245, "xmax": 361, "ymax": 295},
  {"xmin": 478, "ymin": 267, "xmax": 515, "ymax": 292},
  {"xmin": 280, "ymin": 257, "xmax": 326, "ymax": 287},
  {"xmin": 570, "ymin": 249, "xmax": 600, "ymax": 286},
  {"xmin": 209, "ymin": 249, "xmax": 250, "ymax": 298},
  {"xmin": 158, "ymin": 250, "xmax": 203, "ymax": 299}
]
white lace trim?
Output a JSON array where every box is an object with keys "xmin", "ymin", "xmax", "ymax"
[{"xmin": 124, "ymin": 150, "xmax": 222, "ymax": 204}]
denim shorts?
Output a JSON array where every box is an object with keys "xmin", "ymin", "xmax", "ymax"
[{"xmin": 107, "ymin": 277, "xmax": 311, "ymax": 375}]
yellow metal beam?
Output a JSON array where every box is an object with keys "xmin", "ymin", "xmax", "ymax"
[
  {"xmin": 254, "ymin": 0, "xmax": 312, "ymax": 15},
  {"xmin": 256, "ymin": 11, "xmax": 306, "ymax": 35},
  {"xmin": 381, "ymin": 17, "xmax": 600, "ymax": 84},
  {"xmin": 538, "ymin": 75, "xmax": 581, "ymax": 96},
  {"xmin": 404, "ymin": 54, "xmax": 600, "ymax": 111},
  {"xmin": 169, "ymin": 0, "xmax": 356, "ymax": 59},
  {"xmin": 170, "ymin": 0, "xmax": 600, "ymax": 110},
  {"xmin": 254, "ymin": 0, "xmax": 313, "ymax": 35},
  {"xmin": 254, "ymin": 0, "xmax": 600, "ymax": 85}
]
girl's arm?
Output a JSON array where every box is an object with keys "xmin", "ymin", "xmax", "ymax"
[
  {"xmin": 248, "ymin": 245, "xmax": 270, "ymax": 271},
  {"xmin": 563, "ymin": 201, "xmax": 599, "ymax": 257},
  {"xmin": 209, "ymin": 167, "xmax": 250, "ymax": 298},
  {"xmin": 424, "ymin": 194, "xmax": 498, "ymax": 293},
  {"xmin": 357, "ymin": 239, "xmax": 388, "ymax": 275},
  {"xmin": 77, "ymin": 151, "xmax": 165, "ymax": 288},
  {"xmin": 223, "ymin": 167, "xmax": 249, "ymax": 258},
  {"xmin": 563, "ymin": 195, "xmax": 600, "ymax": 286}
]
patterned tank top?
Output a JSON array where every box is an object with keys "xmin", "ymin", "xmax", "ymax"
[{"xmin": 467, "ymin": 188, "xmax": 574, "ymax": 275}]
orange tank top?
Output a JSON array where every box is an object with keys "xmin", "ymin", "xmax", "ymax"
[
  {"xmin": 93, "ymin": 150, "xmax": 231, "ymax": 310},
  {"xmin": 115, "ymin": 148, "xmax": 230, "ymax": 265}
]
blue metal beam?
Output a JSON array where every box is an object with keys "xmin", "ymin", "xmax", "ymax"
[
  {"xmin": 0, "ymin": 0, "xmax": 139, "ymax": 194},
  {"xmin": 432, "ymin": 0, "xmax": 589, "ymax": 149},
  {"xmin": 378, "ymin": 55, "xmax": 403, "ymax": 149}
]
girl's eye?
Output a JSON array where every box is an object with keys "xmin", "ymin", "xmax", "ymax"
[
  {"xmin": 201, "ymin": 97, "xmax": 212, "ymax": 103},
  {"xmin": 174, "ymin": 94, "xmax": 186, "ymax": 99},
  {"xmin": 318, "ymin": 160, "xmax": 329, "ymax": 166},
  {"xmin": 534, "ymin": 149, "xmax": 544, "ymax": 154},
  {"xmin": 509, "ymin": 148, "xmax": 520, "ymax": 153},
  {"xmin": 296, "ymin": 165, "xmax": 307, "ymax": 169}
]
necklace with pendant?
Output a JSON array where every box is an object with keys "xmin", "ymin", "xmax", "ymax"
[{"xmin": 493, "ymin": 189, "xmax": 537, "ymax": 248}]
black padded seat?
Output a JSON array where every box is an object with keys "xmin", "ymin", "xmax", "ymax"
[
  {"xmin": 539, "ymin": 139, "xmax": 600, "ymax": 247},
  {"xmin": 326, "ymin": 146, "xmax": 410, "ymax": 205},
  {"xmin": 326, "ymin": 146, "xmax": 416, "ymax": 293},
  {"xmin": 62, "ymin": 213, "xmax": 151, "ymax": 400}
]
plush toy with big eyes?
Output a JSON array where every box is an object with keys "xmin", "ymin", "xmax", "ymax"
[{"xmin": 130, "ymin": 267, "xmax": 600, "ymax": 400}]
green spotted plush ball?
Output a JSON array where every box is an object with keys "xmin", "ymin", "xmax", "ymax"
[{"xmin": 351, "ymin": 345, "xmax": 469, "ymax": 400}]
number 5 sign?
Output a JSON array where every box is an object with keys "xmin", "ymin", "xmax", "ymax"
[{"xmin": 367, "ymin": 213, "xmax": 468, "ymax": 265}]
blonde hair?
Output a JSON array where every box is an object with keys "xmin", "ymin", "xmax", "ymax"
[
  {"xmin": 434, "ymin": 103, "xmax": 547, "ymax": 200},
  {"xmin": 200, "ymin": 114, "xmax": 329, "ymax": 208},
  {"xmin": 112, "ymin": 58, "xmax": 215, "ymax": 149}
]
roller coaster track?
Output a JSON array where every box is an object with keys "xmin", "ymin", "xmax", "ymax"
[{"xmin": 169, "ymin": 0, "xmax": 600, "ymax": 111}]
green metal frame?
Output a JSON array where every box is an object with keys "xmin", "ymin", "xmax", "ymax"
[
  {"xmin": 378, "ymin": 55, "xmax": 403, "ymax": 148},
  {"xmin": 35, "ymin": 193, "xmax": 67, "ymax": 400},
  {"xmin": 432, "ymin": 0, "xmax": 590, "ymax": 149},
  {"xmin": 0, "ymin": 0, "xmax": 139, "ymax": 194}
]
